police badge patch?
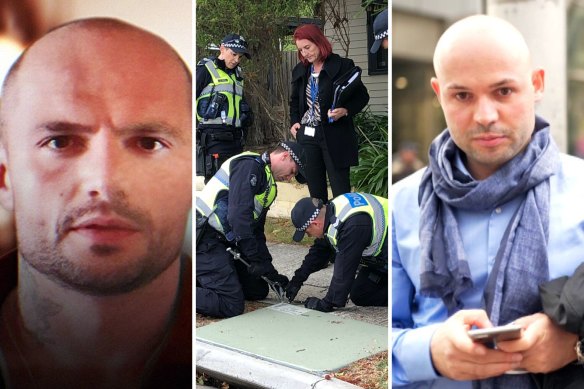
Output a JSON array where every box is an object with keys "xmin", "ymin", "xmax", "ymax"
[{"xmin": 250, "ymin": 174, "xmax": 257, "ymax": 187}]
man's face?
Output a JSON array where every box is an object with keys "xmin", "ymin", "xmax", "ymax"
[
  {"xmin": 431, "ymin": 40, "xmax": 544, "ymax": 179},
  {"xmin": 0, "ymin": 27, "xmax": 192, "ymax": 295},
  {"xmin": 270, "ymin": 152, "xmax": 298, "ymax": 182},
  {"xmin": 219, "ymin": 46, "xmax": 244, "ymax": 69},
  {"xmin": 305, "ymin": 221, "xmax": 324, "ymax": 239}
]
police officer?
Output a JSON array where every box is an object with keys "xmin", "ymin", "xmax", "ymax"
[
  {"xmin": 196, "ymin": 33, "xmax": 253, "ymax": 182},
  {"xmin": 286, "ymin": 193, "xmax": 388, "ymax": 312},
  {"xmin": 370, "ymin": 8, "xmax": 388, "ymax": 54},
  {"xmin": 196, "ymin": 141, "xmax": 307, "ymax": 318}
]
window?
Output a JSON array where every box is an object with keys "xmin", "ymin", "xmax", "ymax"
[{"xmin": 365, "ymin": 2, "xmax": 388, "ymax": 75}]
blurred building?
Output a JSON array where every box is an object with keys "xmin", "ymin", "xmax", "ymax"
[{"xmin": 393, "ymin": 0, "xmax": 584, "ymax": 162}]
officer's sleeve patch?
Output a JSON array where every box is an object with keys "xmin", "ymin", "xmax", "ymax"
[{"xmin": 250, "ymin": 174, "xmax": 257, "ymax": 187}]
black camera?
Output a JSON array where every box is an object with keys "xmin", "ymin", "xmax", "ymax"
[{"xmin": 203, "ymin": 93, "xmax": 227, "ymax": 120}]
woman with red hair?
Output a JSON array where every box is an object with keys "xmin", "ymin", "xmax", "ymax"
[{"xmin": 289, "ymin": 24, "xmax": 369, "ymax": 203}]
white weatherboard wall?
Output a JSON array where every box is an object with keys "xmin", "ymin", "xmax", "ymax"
[{"xmin": 324, "ymin": 0, "xmax": 388, "ymax": 115}]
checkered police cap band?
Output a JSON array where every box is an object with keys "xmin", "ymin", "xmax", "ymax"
[
  {"xmin": 280, "ymin": 142, "xmax": 304, "ymax": 169},
  {"xmin": 297, "ymin": 207, "xmax": 320, "ymax": 232},
  {"xmin": 224, "ymin": 42, "xmax": 247, "ymax": 50},
  {"xmin": 375, "ymin": 30, "xmax": 388, "ymax": 41}
]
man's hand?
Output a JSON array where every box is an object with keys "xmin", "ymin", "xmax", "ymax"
[
  {"xmin": 265, "ymin": 272, "xmax": 289, "ymax": 289},
  {"xmin": 290, "ymin": 122, "xmax": 301, "ymax": 138},
  {"xmin": 285, "ymin": 278, "xmax": 303, "ymax": 302},
  {"xmin": 430, "ymin": 310, "xmax": 523, "ymax": 381},
  {"xmin": 304, "ymin": 297, "xmax": 333, "ymax": 312},
  {"xmin": 248, "ymin": 261, "xmax": 274, "ymax": 278},
  {"xmin": 496, "ymin": 313, "xmax": 578, "ymax": 373}
]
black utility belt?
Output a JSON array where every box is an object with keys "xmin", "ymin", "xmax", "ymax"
[
  {"xmin": 199, "ymin": 128, "xmax": 242, "ymax": 142},
  {"xmin": 199, "ymin": 127, "xmax": 242, "ymax": 134}
]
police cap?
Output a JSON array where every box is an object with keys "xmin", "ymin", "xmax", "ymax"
[
  {"xmin": 279, "ymin": 141, "xmax": 307, "ymax": 184},
  {"xmin": 221, "ymin": 33, "xmax": 251, "ymax": 59},
  {"xmin": 291, "ymin": 197, "xmax": 324, "ymax": 242},
  {"xmin": 370, "ymin": 9, "xmax": 388, "ymax": 54}
]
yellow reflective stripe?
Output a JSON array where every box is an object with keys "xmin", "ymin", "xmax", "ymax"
[
  {"xmin": 326, "ymin": 193, "xmax": 388, "ymax": 257},
  {"xmin": 196, "ymin": 152, "xmax": 277, "ymax": 235},
  {"xmin": 197, "ymin": 60, "xmax": 244, "ymax": 126},
  {"xmin": 200, "ymin": 84, "xmax": 244, "ymax": 96},
  {"xmin": 205, "ymin": 60, "xmax": 222, "ymax": 81},
  {"xmin": 364, "ymin": 194, "xmax": 386, "ymax": 256}
]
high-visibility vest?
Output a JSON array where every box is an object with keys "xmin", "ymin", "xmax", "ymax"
[
  {"xmin": 325, "ymin": 193, "xmax": 388, "ymax": 257},
  {"xmin": 196, "ymin": 59, "xmax": 244, "ymax": 127},
  {"xmin": 195, "ymin": 152, "xmax": 277, "ymax": 236}
]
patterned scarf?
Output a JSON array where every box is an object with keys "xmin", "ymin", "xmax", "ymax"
[{"xmin": 418, "ymin": 117, "xmax": 560, "ymax": 388}]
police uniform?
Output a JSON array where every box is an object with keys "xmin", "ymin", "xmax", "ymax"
[
  {"xmin": 195, "ymin": 34, "xmax": 252, "ymax": 182},
  {"xmin": 196, "ymin": 142, "xmax": 305, "ymax": 318},
  {"xmin": 289, "ymin": 193, "xmax": 388, "ymax": 310}
]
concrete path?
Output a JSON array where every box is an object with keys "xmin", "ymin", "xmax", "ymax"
[
  {"xmin": 266, "ymin": 242, "xmax": 388, "ymax": 327},
  {"xmin": 196, "ymin": 242, "xmax": 388, "ymax": 388},
  {"xmin": 195, "ymin": 176, "xmax": 389, "ymax": 388}
]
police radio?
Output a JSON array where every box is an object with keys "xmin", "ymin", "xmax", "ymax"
[{"xmin": 203, "ymin": 93, "xmax": 227, "ymax": 120}]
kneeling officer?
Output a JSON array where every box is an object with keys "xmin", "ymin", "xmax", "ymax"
[
  {"xmin": 196, "ymin": 141, "xmax": 306, "ymax": 318},
  {"xmin": 287, "ymin": 193, "xmax": 388, "ymax": 312}
]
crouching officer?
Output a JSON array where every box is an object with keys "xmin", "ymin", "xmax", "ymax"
[
  {"xmin": 196, "ymin": 33, "xmax": 254, "ymax": 183},
  {"xmin": 286, "ymin": 193, "xmax": 388, "ymax": 312},
  {"xmin": 196, "ymin": 141, "xmax": 307, "ymax": 318}
]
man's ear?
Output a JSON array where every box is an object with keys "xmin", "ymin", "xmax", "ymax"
[
  {"xmin": 430, "ymin": 77, "xmax": 442, "ymax": 104},
  {"xmin": 532, "ymin": 68, "xmax": 545, "ymax": 102},
  {"xmin": 0, "ymin": 147, "xmax": 14, "ymax": 212}
]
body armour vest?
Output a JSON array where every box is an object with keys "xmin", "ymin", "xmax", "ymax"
[
  {"xmin": 196, "ymin": 59, "xmax": 244, "ymax": 127},
  {"xmin": 195, "ymin": 152, "xmax": 277, "ymax": 238},
  {"xmin": 326, "ymin": 192, "xmax": 388, "ymax": 257}
]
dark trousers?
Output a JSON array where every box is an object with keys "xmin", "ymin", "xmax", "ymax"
[
  {"xmin": 197, "ymin": 127, "xmax": 244, "ymax": 183},
  {"xmin": 297, "ymin": 125, "xmax": 351, "ymax": 203},
  {"xmin": 350, "ymin": 266, "xmax": 388, "ymax": 306},
  {"xmin": 196, "ymin": 229, "xmax": 268, "ymax": 318}
]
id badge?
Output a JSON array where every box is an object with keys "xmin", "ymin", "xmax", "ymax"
[{"xmin": 304, "ymin": 126, "xmax": 315, "ymax": 137}]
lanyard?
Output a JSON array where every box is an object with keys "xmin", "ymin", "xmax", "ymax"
[{"xmin": 310, "ymin": 65, "xmax": 319, "ymax": 122}]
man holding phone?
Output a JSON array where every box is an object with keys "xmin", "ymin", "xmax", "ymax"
[{"xmin": 392, "ymin": 15, "xmax": 584, "ymax": 388}]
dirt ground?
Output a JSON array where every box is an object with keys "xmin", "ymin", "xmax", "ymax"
[{"xmin": 195, "ymin": 301, "xmax": 388, "ymax": 388}]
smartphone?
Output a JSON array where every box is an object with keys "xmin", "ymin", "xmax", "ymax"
[{"xmin": 467, "ymin": 324, "xmax": 522, "ymax": 344}]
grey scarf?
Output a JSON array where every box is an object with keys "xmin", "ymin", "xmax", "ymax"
[{"xmin": 418, "ymin": 117, "xmax": 560, "ymax": 388}]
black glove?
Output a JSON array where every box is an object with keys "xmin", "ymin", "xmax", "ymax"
[
  {"xmin": 265, "ymin": 272, "xmax": 289, "ymax": 288},
  {"xmin": 248, "ymin": 261, "xmax": 275, "ymax": 278},
  {"xmin": 285, "ymin": 278, "xmax": 303, "ymax": 302},
  {"xmin": 237, "ymin": 238, "xmax": 259, "ymax": 260},
  {"xmin": 304, "ymin": 297, "xmax": 333, "ymax": 312}
]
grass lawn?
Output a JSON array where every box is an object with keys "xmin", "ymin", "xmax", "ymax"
[{"xmin": 263, "ymin": 216, "xmax": 313, "ymax": 246}]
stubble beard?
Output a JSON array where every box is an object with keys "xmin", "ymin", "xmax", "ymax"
[{"xmin": 17, "ymin": 198, "xmax": 183, "ymax": 296}]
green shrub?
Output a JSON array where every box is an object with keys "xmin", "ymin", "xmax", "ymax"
[{"xmin": 351, "ymin": 109, "xmax": 388, "ymax": 197}]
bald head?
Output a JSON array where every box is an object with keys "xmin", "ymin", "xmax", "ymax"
[
  {"xmin": 0, "ymin": 18, "xmax": 191, "ymax": 141},
  {"xmin": 430, "ymin": 14, "xmax": 545, "ymax": 180},
  {"xmin": 433, "ymin": 15, "xmax": 532, "ymax": 79},
  {"xmin": 0, "ymin": 18, "xmax": 193, "ymax": 296}
]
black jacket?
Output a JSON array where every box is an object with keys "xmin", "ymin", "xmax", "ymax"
[
  {"xmin": 532, "ymin": 263, "xmax": 584, "ymax": 388},
  {"xmin": 224, "ymin": 154, "xmax": 273, "ymax": 264},
  {"xmin": 292, "ymin": 204, "xmax": 387, "ymax": 307},
  {"xmin": 0, "ymin": 251, "xmax": 192, "ymax": 389},
  {"xmin": 290, "ymin": 53, "xmax": 369, "ymax": 168}
]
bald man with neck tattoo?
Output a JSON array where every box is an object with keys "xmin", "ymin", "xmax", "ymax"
[{"xmin": 0, "ymin": 18, "xmax": 192, "ymax": 388}]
